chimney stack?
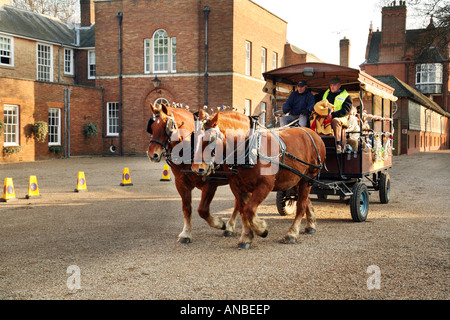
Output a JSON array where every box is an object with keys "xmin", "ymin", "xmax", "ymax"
[
  {"xmin": 381, "ymin": 1, "xmax": 407, "ymax": 46},
  {"xmin": 80, "ymin": 0, "xmax": 95, "ymax": 27},
  {"xmin": 339, "ymin": 37, "xmax": 350, "ymax": 67}
]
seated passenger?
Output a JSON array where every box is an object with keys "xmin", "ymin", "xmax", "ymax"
[
  {"xmin": 346, "ymin": 106, "xmax": 360, "ymax": 151},
  {"xmin": 315, "ymin": 77, "xmax": 353, "ymax": 152},
  {"xmin": 310, "ymin": 100, "xmax": 334, "ymax": 136},
  {"xmin": 280, "ymin": 80, "xmax": 315, "ymax": 127}
]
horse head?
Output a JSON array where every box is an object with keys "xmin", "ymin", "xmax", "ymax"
[{"xmin": 147, "ymin": 103, "xmax": 194, "ymax": 162}]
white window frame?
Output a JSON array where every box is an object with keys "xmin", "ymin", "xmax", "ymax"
[
  {"xmin": 272, "ymin": 52, "xmax": 278, "ymax": 70},
  {"xmin": 261, "ymin": 47, "xmax": 267, "ymax": 78},
  {"xmin": 107, "ymin": 102, "xmax": 120, "ymax": 137},
  {"xmin": 147, "ymin": 30, "xmax": 176, "ymax": 74},
  {"xmin": 171, "ymin": 37, "xmax": 177, "ymax": 72},
  {"xmin": 245, "ymin": 41, "xmax": 252, "ymax": 76},
  {"xmin": 37, "ymin": 43, "xmax": 53, "ymax": 82},
  {"xmin": 153, "ymin": 29, "xmax": 169, "ymax": 73},
  {"xmin": 3, "ymin": 104, "xmax": 19, "ymax": 146},
  {"xmin": 244, "ymin": 99, "xmax": 251, "ymax": 116},
  {"xmin": 144, "ymin": 39, "xmax": 151, "ymax": 73},
  {"xmin": 416, "ymin": 63, "xmax": 443, "ymax": 85},
  {"xmin": 154, "ymin": 98, "xmax": 169, "ymax": 108},
  {"xmin": 64, "ymin": 48, "xmax": 74, "ymax": 76},
  {"xmin": 88, "ymin": 50, "xmax": 96, "ymax": 79},
  {"xmin": 0, "ymin": 35, "xmax": 14, "ymax": 67},
  {"xmin": 48, "ymin": 108, "xmax": 61, "ymax": 146}
]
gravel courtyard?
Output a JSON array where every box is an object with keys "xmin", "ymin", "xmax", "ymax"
[{"xmin": 0, "ymin": 151, "xmax": 449, "ymax": 301}]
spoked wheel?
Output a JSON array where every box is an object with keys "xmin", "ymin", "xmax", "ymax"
[
  {"xmin": 350, "ymin": 183, "xmax": 369, "ymax": 222},
  {"xmin": 276, "ymin": 190, "xmax": 298, "ymax": 216}
]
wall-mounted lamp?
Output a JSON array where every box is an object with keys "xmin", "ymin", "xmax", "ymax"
[
  {"xmin": 152, "ymin": 76, "xmax": 162, "ymax": 94},
  {"xmin": 302, "ymin": 67, "xmax": 315, "ymax": 77}
]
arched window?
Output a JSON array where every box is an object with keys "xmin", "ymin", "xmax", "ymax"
[
  {"xmin": 154, "ymin": 97, "xmax": 169, "ymax": 109},
  {"xmin": 144, "ymin": 30, "xmax": 176, "ymax": 74},
  {"xmin": 153, "ymin": 29, "xmax": 169, "ymax": 72}
]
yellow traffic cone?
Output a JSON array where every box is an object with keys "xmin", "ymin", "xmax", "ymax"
[
  {"xmin": 160, "ymin": 164, "xmax": 172, "ymax": 181},
  {"xmin": 26, "ymin": 175, "xmax": 41, "ymax": 199},
  {"xmin": 1, "ymin": 178, "xmax": 17, "ymax": 202},
  {"xmin": 74, "ymin": 171, "xmax": 87, "ymax": 192},
  {"xmin": 120, "ymin": 167, "xmax": 133, "ymax": 186}
]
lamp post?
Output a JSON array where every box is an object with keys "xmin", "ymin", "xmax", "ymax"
[{"xmin": 152, "ymin": 76, "xmax": 162, "ymax": 94}]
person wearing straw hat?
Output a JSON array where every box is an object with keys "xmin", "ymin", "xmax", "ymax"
[
  {"xmin": 315, "ymin": 77, "xmax": 353, "ymax": 152},
  {"xmin": 280, "ymin": 80, "xmax": 315, "ymax": 127}
]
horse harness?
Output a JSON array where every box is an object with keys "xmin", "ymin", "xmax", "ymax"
[
  {"xmin": 257, "ymin": 127, "xmax": 324, "ymax": 186},
  {"xmin": 203, "ymin": 116, "xmax": 325, "ymax": 186}
]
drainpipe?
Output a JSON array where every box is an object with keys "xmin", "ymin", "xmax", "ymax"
[
  {"xmin": 58, "ymin": 45, "xmax": 61, "ymax": 83},
  {"xmin": 64, "ymin": 87, "xmax": 71, "ymax": 158},
  {"xmin": 203, "ymin": 6, "xmax": 210, "ymax": 106},
  {"xmin": 116, "ymin": 12, "xmax": 123, "ymax": 156}
]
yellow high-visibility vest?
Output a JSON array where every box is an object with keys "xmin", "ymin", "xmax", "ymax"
[
  {"xmin": 322, "ymin": 89, "xmax": 349, "ymax": 111},
  {"xmin": 323, "ymin": 89, "xmax": 349, "ymax": 124}
]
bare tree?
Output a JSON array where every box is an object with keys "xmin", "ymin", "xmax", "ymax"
[{"xmin": 11, "ymin": 0, "xmax": 80, "ymax": 23}]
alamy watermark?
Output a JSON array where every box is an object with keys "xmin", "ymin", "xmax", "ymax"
[
  {"xmin": 168, "ymin": 128, "xmax": 281, "ymax": 175},
  {"xmin": 366, "ymin": 265, "xmax": 381, "ymax": 290},
  {"xmin": 67, "ymin": 265, "xmax": 81, "ymax": 290}
]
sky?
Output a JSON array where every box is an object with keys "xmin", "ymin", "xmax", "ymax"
[{"xmin": 252, "ymin": 0, "xmax": 384, "ymax": 69}]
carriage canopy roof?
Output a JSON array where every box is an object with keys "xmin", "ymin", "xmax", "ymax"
[{"xmin": 263, "ymin": 62, "xmax": 397, "ymax": 101}]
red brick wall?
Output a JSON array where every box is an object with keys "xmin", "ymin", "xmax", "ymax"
[
  {"xmin": 94, "ymin": 0, "xmax": 288, "ymax": 155},
  {"xmin": 0, "ymin": 37, "xmax": 77, "ymax": 85},
  {"xmin": 1, "ymin": 77, "xmax": 103, "ymax": 162}
]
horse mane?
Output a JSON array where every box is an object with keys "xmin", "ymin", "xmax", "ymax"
[
  {"xmin": 205, "ymin": 111, "xmax": 250, "ymax": 131},
  {"xmin": 157, "ymin": 104, "xmax": 196, "ymax": 133}
]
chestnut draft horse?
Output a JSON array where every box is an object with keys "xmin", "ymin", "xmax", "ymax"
[
  {"xmin": 147, "ymin": 104, "xmax": 250, "ymax": 243},
  {"xmin": 191, "ymin": 111, "xmax": 326, "ymax": 249}
]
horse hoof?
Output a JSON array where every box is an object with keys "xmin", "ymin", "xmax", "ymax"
[
  {"xmin": 223, "ymin": 230, "xmax": 234, "ymax": 237},
  {"xmin": 305, "ymin": 228, "xmax": 316, "ymax": 234},
  {"xmin": 220, "ymin": 222, "xmax": 226, "ymax": 230},
  {"xmin": 238, "ymin": 243, "xmax": 251, "ymax": 250},
  {"xmin": 178, "ymin": 237, "xmax": 192, "ymax": 244},
  {"xmin": 260, "ymin": 230, "xmax": 269, "ymax": 238},
  {"xmin": 281, "ymin": 236, "xmax": 297, "ymax": 244}
]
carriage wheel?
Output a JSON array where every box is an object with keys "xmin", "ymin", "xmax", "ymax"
[
  {"xmin": 350, "ymin": 183, "xmax": 369, "ymax": 222},
  {"xmin": 276, "ymin": 191, "xmax": 297, "ymax": 216},
  {"xmin": 379, "ymin": 172, "xmax": 390, "ymax": 204}
]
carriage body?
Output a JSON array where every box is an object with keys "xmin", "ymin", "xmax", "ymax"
[{"xmin": 263, "ymin": 63, "xmax": 397, "ymax": 221}]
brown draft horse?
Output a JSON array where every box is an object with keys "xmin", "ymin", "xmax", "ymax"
[
  {"xmin": 191, "ymin": 111, "xmax": 326, "ymax": 249},
  {"xmin": 147, "ymin": 104, "xmax": 250, "ymax": 243}
]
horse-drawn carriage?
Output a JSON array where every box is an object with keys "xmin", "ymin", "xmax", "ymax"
[
  {"xmin": 147, "ymin": 62, "xmax": 397, "ymax": 249},
  {"xmin": 262, "ymin": 63, "xmax": 397, "ymax": 222}
]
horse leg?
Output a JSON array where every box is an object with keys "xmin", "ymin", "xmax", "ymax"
[
  {"xmin": 223, "ymin": 198, "xmax": 241, "ymax": 237},
  {"xmin": 176, "ymin": 186, "xmax": 194, "ymax": 244},
  {"xmin": 198, "ymin": 184, "xmax": 226, "ymax": 231},
  {"xmin": 282, "ymin": 180, "xmax": 311, "ymax": 244},
  {"xmin": 173, "ymin": 176, "xmax": 196, "ymax": 244},
  {"xmin": 237, "ymin": 186, "xmax": 270, "ymax": 249},
  {"xmin": 228, "ymin": 189, "xmax": 253, "ymax": 248},
  {"xmin": 233, "ymin": 192, "xmax": 254, "ymax": 249},
  {"xmin": 304, "ymin": 198, "xmax": 317, "ymax": 234}
]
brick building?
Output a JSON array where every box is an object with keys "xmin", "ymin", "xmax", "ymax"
[
  {"xmin": 1, "ymin": 0, "xmax": 321, "ymax": 162},
  {"xmin": 93, "ymin": 0, "xmax": 322, "ymax": 155},
  {"xmin": 360, "ymin": 1, "xmax": 450, "ymax": 154},
  {"xmin": 0, "ymin": 1, "xmax": 102, "ymax": 162}
]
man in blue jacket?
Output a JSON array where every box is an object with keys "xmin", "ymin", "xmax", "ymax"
[{"xmin": 280, "ymin": 80, "xmax": 315, "ymax": 127}]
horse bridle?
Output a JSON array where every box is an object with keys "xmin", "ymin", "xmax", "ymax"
[{"xmin": 148, "ymin": 114, "xmax": 178, "ymax": 160}]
